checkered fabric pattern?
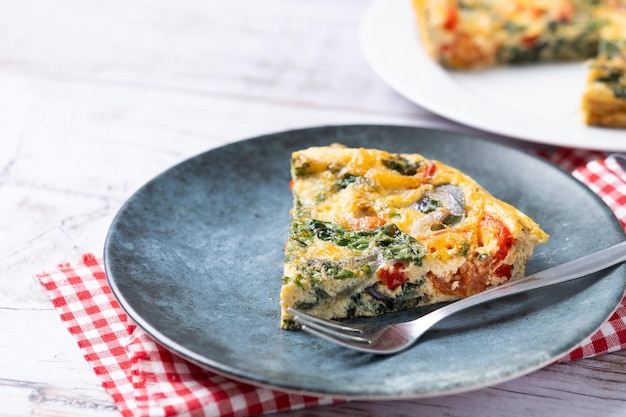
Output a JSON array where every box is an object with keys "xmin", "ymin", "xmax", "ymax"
[
  {"xmin": 559, "ymin": 153, "xmax": 626, "ymax": 361},
  {"xmin": 36, "ymin": 149, "xmax": 626, "ymax": 416},
  {"xmin": 37, "ymin": 255, "xmax": 337, "ymax": 417}
]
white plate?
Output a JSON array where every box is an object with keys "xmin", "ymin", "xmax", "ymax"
[{"xmin": 359, "ymin": 0, "xmax": 626, "ymax": 151}]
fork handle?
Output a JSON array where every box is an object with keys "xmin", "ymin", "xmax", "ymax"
[{"xmin": 408, "ymin": 241, "xmax": 626, "ymax": 334}]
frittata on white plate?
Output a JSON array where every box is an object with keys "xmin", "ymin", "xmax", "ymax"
[
  {"xmin": 411, "ymin": 0, "xmax": 626, "ymax": 128},
  {"xmin": 280, "ymin": 144, "xmax": 549, "ymax": 330}
]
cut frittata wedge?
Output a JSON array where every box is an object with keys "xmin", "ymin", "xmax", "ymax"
[{"xmin": 280, "ymin": 145, "xmax": 548, "ymax": 330}]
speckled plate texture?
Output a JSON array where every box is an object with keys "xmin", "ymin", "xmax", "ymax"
[{"xmin": 104, "ymin": 125, "xmax": 626, "ymax": 399}]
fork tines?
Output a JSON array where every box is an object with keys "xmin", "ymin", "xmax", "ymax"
[{"xmin": 287, "ymin": 308, "xmax": 370, "ymax": 344}]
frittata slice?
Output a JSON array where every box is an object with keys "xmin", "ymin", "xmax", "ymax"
[
  {"xmin": 582, "ymin": 7, "xmax": 626, "ymax": 128},
  {"xmin": 280, "ymin": 145, "xmax": 549, "ymax": 330}
]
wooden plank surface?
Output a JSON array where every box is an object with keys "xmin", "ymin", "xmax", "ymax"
[{"xmin": 1, "ymin": 0, "xmax": 625, "ymax": 416}]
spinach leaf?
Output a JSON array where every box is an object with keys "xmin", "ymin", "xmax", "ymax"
[
  {"xmin": 305, "ymin": 220, "xmax": 425, "ymax": 265},
  {"xmin": 612, "ymin": 85, "xmax": 626, "ymax": 99},
  {"xmin": 335, "ymin": 173, "xmax": 359, "ymax": 190},
  {"xmin": 382, "ymin": 155, "xmax": 421, "ymax": 176},
  {"xmin": 293, "ymin": 160, "xmax": 311, "ymax": 177},
  {"xmin": 600, "ymin": 40, "xmax": 624, "ymax": 58},
  {"xmin": 414, "ymin": 196, "xmax": 441, "ymax": 214}
]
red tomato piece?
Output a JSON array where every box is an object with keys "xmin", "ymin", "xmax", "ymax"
[
  {"xmin": 558, "ymin": 1, "xmax": 574, "ymax": 21},
  {"xmin": 481, "ymin": 214, "xmax": 514, "ymax": 261},
  {"xmin": 377, "ymin": 262, "xmax": 408, "ymax": 290},
  {"xmin": 522, "ymin": 35, "xmax": 539, "ymax": 47},
  {"xmin": 443, "ymin": 6, "xmax": 458, "ymax": 31},
  {"xmin": 494, "ymin": 264, "xmax": 512, "ymax": 279},
  {"xmin": 421, "ymin": 160, "xmax": 437, "ymax": 178}
]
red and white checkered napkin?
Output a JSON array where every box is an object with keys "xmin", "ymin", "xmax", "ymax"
[
  {"xmin": 544, "ymin": 149, "xmax": 626, "ymax": 361},
  {"xmin": 36, "ymin": 148, "xmax": 626, "ymax": 417},
  {"xmin": 37, "ymin": 256, "xmax": 337, "ymax": 417}
]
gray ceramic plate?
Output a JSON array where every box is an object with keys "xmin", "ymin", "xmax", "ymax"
[{"xmin": 104, "ymin": 125, "xmax": 626, "ymax": 399}]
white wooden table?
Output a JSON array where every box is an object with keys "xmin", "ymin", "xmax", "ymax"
[{"xmin": 1, "ymin": 1, "xmax": 625, "ymax": 416}]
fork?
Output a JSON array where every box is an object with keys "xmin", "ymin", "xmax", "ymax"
[{"xmin": 288, "ymin": 241, "xmax": 626, "ymax": 355}]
